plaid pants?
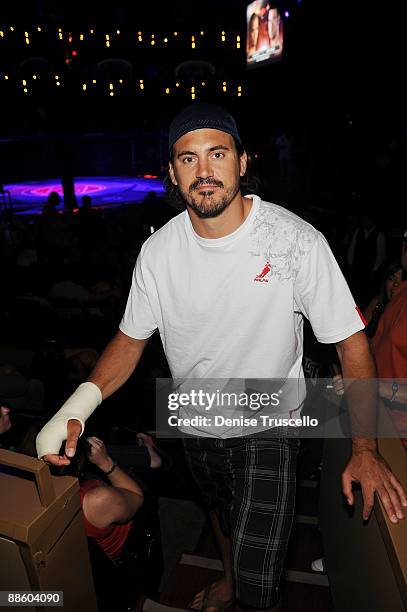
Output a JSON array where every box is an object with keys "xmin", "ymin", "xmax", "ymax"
[{"xmin": 183, "ymin": 434, "xmax": 299, "ymax": 608}]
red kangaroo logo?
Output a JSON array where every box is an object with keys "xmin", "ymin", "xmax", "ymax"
[{"xmin": 254, "ymin": 261, "xmax": 271, "ymax": 283}]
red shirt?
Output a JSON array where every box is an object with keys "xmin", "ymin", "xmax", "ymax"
[{"xmin": 80, "ymin": 479, "xmax": 133, "ymax": 560}]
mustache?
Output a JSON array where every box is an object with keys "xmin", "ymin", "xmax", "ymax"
[{"xmin": 189, "ymin": 178, "xmax": 224, "ymax": 193}]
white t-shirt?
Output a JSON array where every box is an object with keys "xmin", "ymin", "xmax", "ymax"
[{"xmin": 120, "ymin": 195, "xmax": 365, "ymax": 436}]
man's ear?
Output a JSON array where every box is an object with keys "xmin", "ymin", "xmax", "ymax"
[
  {"xmin": 239, "ymin": 151, "xmax": 248, "ymax": 177},
  {"xmin": 169, "ymin": 162, "xmax": 178, "ymax": 186}
]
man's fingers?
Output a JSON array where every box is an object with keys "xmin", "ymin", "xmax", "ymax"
[
  {"xmin": 65, "ymin": 420, "xmax": 82, "ymax": 458},
  {"xmin": 341, "ymin": 472, "xmax": 354, "ymax": 505},
  {"xmin": 388, "ymin": 473, "xmax": 407, "ymax": 508},
  {"xmin": 42, "ymin": 454, "xmax": 71, "ymax": 466},
  {"xmin": 383, "ymin": 481, "xmax": 405, "ymax": 521},
  {"xmin": 360, "ymin": 485, "xmax": 374, "ymax": 520},
  {"xmin": 376, "ymin": 484, "xmax": 400, "ymax": 524}
]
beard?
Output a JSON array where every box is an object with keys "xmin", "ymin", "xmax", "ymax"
[{"xmin": 178, "ymin": 177, "xmax": 241, "ymax": 219}]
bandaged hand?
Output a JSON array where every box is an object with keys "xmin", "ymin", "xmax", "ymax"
[{"xmin": 36, "ymin": 382, "xmax": 102, "ymax": 463}]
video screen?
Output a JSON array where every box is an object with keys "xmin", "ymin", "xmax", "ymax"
[{"xmin": 246, "ymin": 1, "xmax": 283, "ymax": 68}]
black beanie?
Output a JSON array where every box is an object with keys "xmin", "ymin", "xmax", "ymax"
[{"xmin": 169, "ymin": 103, "xmax": 242, "ymax": 154}]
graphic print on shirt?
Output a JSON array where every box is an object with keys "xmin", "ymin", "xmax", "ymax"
[
  {"xmin": 254, "ymin": 260, "xmax": 272, "ymax": 282},
  {"xmin": 249, "ymin": 202, "xmax": 316, "ymax": 282}
]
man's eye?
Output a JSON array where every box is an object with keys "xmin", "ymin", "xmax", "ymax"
[
  {"xmin": 182, "ymin": 157, "xmax": 194, "ymax": 164},
  {"xmin": 212, "ymin": 152, "xmax": 225, "ymax": 159}
]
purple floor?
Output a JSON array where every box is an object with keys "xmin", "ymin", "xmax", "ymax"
[{"xmin": 3, "ymin": 176, "xmax": 165, "ymax": 215}]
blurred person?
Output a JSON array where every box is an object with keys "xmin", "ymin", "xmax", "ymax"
[
  {"xmin": 347, "ymin": 210, "xmax": 387, "ymax": 307},
  {"xmin": 371, "ymin": 230, "xmax": 407, "ymax": 447},
  {"xmin": 364, "ymin": 260, "xmax": 402, "ymax": 337},
  {"xmin": 35, "ymin": 103, "xmax": 407, "ymax": 612}
]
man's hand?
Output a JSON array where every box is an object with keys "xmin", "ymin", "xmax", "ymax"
[
  {"xmin": 42, "ymin": 419, "xmax": 82, "ymax": 466},
  {"xmin": 342, "ymin": 448, "xmax": 407, "ymax": 523}
]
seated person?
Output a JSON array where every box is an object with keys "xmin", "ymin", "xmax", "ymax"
[
  {"xmin": 79, "ymin": 436, "xmax": 144, "ymax": 562},
  {"xmin": 363, "ymin": 260, "xmax": 402, "ymax": 337}
]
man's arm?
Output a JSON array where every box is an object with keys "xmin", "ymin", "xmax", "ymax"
[
  {"xmin": 37, "ymin": 331, "xmax": 150, "ymax": 465},
  {"xmin": 87, "ymin": 330, "xmax": 149, "ymax": 399},
  {"xmin": 335, "ymin": 331, "xmax": 407, "ymax": 522}
]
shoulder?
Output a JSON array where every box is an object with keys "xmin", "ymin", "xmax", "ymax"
[
  {"xmin": 255, "ymin": 199, "xmax": 318, "ymax": 240},
  {"xmin": 249, "ymin": 197, "xmax": 319, "ymax": 279}
]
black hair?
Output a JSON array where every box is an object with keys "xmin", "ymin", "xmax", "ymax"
[{"xmin": 164, "ymin": 136, "xmax": 261, "ymax": 211}]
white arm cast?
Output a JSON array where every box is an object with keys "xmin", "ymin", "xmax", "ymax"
[{"xmin": 35, "ymin": 382, "xmax": 102, "ymax": 458}]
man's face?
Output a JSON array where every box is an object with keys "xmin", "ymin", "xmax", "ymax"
[
  {"xmin": 268, "ymin": 9, "xmax": 279, "ymax": 40},
  {"xmin": 169, "ymin": 128, "xmax": 247, "ymax": 219}
]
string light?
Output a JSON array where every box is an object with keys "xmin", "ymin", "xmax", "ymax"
[
  {"xmin": 80, "ymin": 33, "xmax": 84, "ymax": 41},
  {"xmin": 10, "ymin": 26, "xmax": 14, "ymax": 32},
  {"xmin": 106, "ymin": 33, "xmax": 110, "ymax": 48},
  {"xmin": 165, "ymin": 87, "xmax": 170, "ymax": 94},
  {"xmin": 109, "ymin": 83, "xmax": 114, "ymax": 90},
  {"xmin": 119, "ymin": 79, "xmax": 123, "ymax": 84},
  {"xmin": 90, "ymin": 29, "xmax": 94, "ymax": 34},
  {"xmin": 37, "ymin": 26, "xmax": 42, "ymax": 32},
  {"xmin": 33, "ymin": 74, "xmax": 37, "ymax": 79},
  {"xmin": 116, "ymin": 29, "xmax": 120, "ymax": 35},
  {"xmin": 175, "ymin": 82, "xmax": 180, "ymax": 87},
  {"xmin": 236, "ymin": 34, "xmax": 240, "ymax": 48},
  {"xmin": 92, "ymin": 79, "xmax": 96, "ymax": 84},
  {"xmin": 0, "ymin": 31, "xmax": 4, "ymax": 37},
  {"xmin": 82, "ymin": 83, "xmax": 87, "ymax": 91},
  {"xmin": 200, "ymin": 31, "xmax": 204, "ymax": 36},
  {"xmin": 221, "ymin": 30, "xmax": 226, "ymax": 42},
  {"xmin": 201, "ymin": 81, "xmax": 206, "ymax": 86},
  {"xmin": 4, "ymin": 75, "xmax": 9, "ymax": 80},
  {"xmin": 55, "ymin": 75, "xmax": 59, "ymax": 80},
  {"xmin": 173, "ymin": 31, "xmax": 178, "ymax": 36},
  {"xmin": 191, "ymin": 35, "xmax": 195, "ymax": 49},
  {"xmin": 164, "ymin": 37, "xmax": 168, "ymax": 43},
  {"xmin": 56, "ymin": 81, "xmax": 61, "ymax": 86},
  {"xmin": 110, "ymin": 91, "xmax": 114, "ymax": 96},
  {"xmin": 23, "ymin": 87, "xmax": 28, "ymax": 93},
  {"xmin": 22, "ymin": 79, "xmax": 27, "ymax": 86},
  {"xmin": 222, "ymin": 81, "xmax": 227, "ymax": 92}
]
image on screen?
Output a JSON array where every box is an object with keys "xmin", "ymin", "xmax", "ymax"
[{"xmin": 246, "ymin": 1, "xmax": 283, "ymax": 68}]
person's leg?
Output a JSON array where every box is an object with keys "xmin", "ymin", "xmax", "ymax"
[
  {"xmin": 189, "ymin": 509, "xmax": 234, "ymax": 611},
  {"xmin": 183, "ymin": 438, "xmax": 236, "ymax": 611},
  {"xmin": 230, "ymin": 435, "xmax": 300, "ymax": 612}
]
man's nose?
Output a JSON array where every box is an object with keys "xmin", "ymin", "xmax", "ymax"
[{"xmin": 196, "ymin": 158, "xmax": 213, "ymax": 179}]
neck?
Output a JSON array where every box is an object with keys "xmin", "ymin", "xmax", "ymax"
[{"xmin": 188, "ymin": 193, "xmax": 253, "ymax": 239}]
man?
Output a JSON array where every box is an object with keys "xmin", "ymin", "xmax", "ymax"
[
  {"xmin": 267, "ymin": 7, "xmax": 283, "ymax": 53},
  {"xmin": 36, "ymin": 104, "xmax": 406, "ymax": 612}
]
